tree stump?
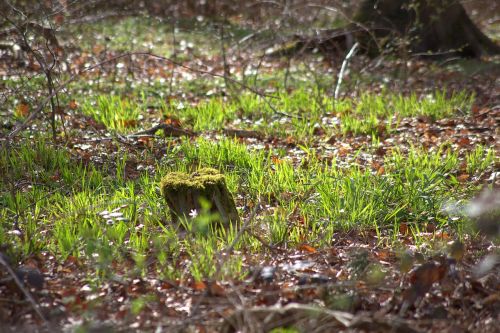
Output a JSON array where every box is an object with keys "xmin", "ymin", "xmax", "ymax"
[{"xmin": 160, "ymin": 168, "xmax": 240, "ymax": 229}]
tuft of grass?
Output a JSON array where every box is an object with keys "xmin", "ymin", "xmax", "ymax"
[{"xmin": 82, "ymin": 95, "xmax": 142, "ymax": 131}]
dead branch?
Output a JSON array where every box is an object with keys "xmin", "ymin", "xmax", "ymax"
[
  {"xmin": 0, "ymin": 254, "xmax": 49, "ymax": 328},
  {"xmin": 126, "ymin": 123, "xmax": 196, "ymax": 138},
  {"xmin": 3, "ymin": 49, "xmax": 303, "ymax": 143}
]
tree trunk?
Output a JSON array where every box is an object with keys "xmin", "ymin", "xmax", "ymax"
[
  {"xmin": 278, "ymin": 0, "xmax": 499, "ymax": 59},
  {"xmin": 354, "ymin": 0, "xmax": 500, "ymax": 58}
]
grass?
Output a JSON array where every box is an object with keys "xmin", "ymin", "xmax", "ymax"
[
  {"xmin": 1, "ymin": 126, "xmax": 495, "ymax": 281},
  {"xmin": 82, "ymin": 94, "xmax": 143, "ymax": 131},
  {"xmin": 0, "ymin": 15, "xmax": 492, "ymax": 286},
  {"xmin": 71, "ymin": 87, "xmax": 475, "ymax": 141}
]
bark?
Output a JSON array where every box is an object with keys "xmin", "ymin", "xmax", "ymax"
[
  {"xmin": 354, "ymin": 0, "xmax": 500, "ymax": 58},
  {"xmin": 278, "ymin": 0, "xmax": 499, "ymax": 59}
]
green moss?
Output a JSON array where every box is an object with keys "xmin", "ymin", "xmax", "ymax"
[{"xmin": 160, "ymin": 168, "xmax": 225, "ymax": 194}]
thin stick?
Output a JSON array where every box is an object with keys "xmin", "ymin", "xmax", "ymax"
[
  {"xmin": 0, "ymin": 255, "xmax": 49, "ymax": 327},
  {"xmin": 4, "ymin": 50, "xmax": 290, "ymax": 141},
  {"xmin": 187, "ymin": 204, "xmax": 260, "ymax": 323},
  {"xmin": 334, "ymin": 42, "xmax": 359, "ymax": 100}
]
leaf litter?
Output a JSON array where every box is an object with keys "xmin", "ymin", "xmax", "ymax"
[{"xmin": 1, "ymin": 10, "xmax": 499, "ymax": 333}]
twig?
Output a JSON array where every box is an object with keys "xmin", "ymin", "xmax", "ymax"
[
  {"xmin": 187, "ymin": 204, "xmax": 261, "ymax": 325},
  {"xmin": 3, "ymin": 50, "xmax": 298, "ymax": 142},
  {"xmin": 306, "ymin": 4, "xmax": 381, "ymax": 52},
  {"xmin": 217, "ymin": 203, "xmax": 260, "ymax": 267},
  {"xmin": 218, "ymin": 21, "xmax": 231, "ymax": 91},
  {"xmin": 2, "ymin": 4, "xmax": 62, "ymax": 141},
  {"xmin": 168, "ymin": 12, "xmax": 178, "ymax": 96},
  {"xmin": 132, "ymin": 52, "xmax": 302, "ymax": 119},
  {"xmin": 247, "ymin": 230, "xmax": 278, "ymax": 253},
  {"xmin": 126, "ymin": 123, "xmax": 196, "ymax": 138},
  {"xmin": 5, "ymin": 53, "xmax": 138, "ymax": 140},
  {"xmin": 334, "ymin": 42, "xmax": 359, "ymax": 100},
  {"xmin": 0, "ymin": 255, "xmax": 49, "ymax": 328}
]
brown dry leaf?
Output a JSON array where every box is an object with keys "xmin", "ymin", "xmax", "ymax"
[
  {"xmin": 192, "ymin": 281, "xmax": 206, "ymax": 291},
  {"xmin": 159, "ymin": 280, "xmax": 177, "ymax": 290},
  {"xmin": 456, "ymin": 137, "xmax": 471, "ymax": 147},
  {"xmin": 54, "ymin": 14, "xmax": 65, "ymax": 25},
  {"xmin": 15, "ymin": 103, "xmax": 30, "ymax": 117},
  {"xmin": 408, "ymin": 262, "xmax": 448, "ymax": 292},
  {"xmin": 298, "ymin": 244, "xmax": 317, "ymax": 253},
  {"xmin": 326, "ymin": 136, "xmax": 336, "ymax": 144},
  {"xmin": 399, "ymin": 223, "xmax": 409, "ymax": 235},
  {"xmin": 271, "ymin": 156, "xmax": 283, "ymax": 165},
  {"xmin": 426, "ymin": 223, "xmax": 436, "ymax": 232},
  {"xmin": 285, "ymin": 136, "xmax": 295, "ymax": 145},
  {"xmin": 28, "ymin": 60, "xmax": 41, "ymax": 71},
  {"xmin": 436, "ymin": 231, "xmax": 450, "ymax": 240},
  {"xmin": 121, "ymin": 119, "xmax": 138, "ymax": 128},
  {"xmin": 137, "ymin": 137, "xmax": 153, "ymax": 148},
  {"xmin": 457, "ymin": 174, "xmax": 469, "ymax": 182},
  {"xmin": 208, "ymin": 282, "xmax": 226, "ymax": 297},
  {"xmin": 471, "ymin": 104, "xmax": 479, "ymax": 115},
  {"xmin": 374, "ymin": 249, "xmax": 391, "ymax": 260},
  {"xmin": 92, "ymin": 44, "xmax": 105, "ymax": 54},
  {"xmin": 402, "ymin": 261, "xmax": 449, "ymax": 312},
  {"xmin": 195, "ymin": 324, "xmax": 207, "ymax": 333},
  {"xmin": 69, "ymin": 100, "xmax": 78, "ymax": 110},
  {"xmin": 337, "ymin": 146, "xmax": 350, "ymax": 157},
  {"xmin": 164, "ymin": 116, "xmax": 182, "ymax": 127}
]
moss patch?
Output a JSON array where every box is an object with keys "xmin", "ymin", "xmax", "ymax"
[{"xmin": 160, "ymin": 168, "xmax": 225, "ymax": 193}]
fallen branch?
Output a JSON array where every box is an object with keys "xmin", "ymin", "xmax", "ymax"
[
  {"xmin": 221, "ymin": 302, "xmax": 420, "ymax": 333},
  {"xmin": 126, "ymin": 123, "xmax": 196, "ymax": 138},
  {"xmin": 220, "ymin": 303, "xmax": 353, "ymax": 333},
  {"xmin": 0, "ymin": 254, "xmax": 49, "ymax": 328}
]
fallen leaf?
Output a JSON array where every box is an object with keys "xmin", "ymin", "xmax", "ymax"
[
  {"xmin": 456, "ymin": 137, "xmax": 470, "ymax": 147},
  {"xmin": 207, "ymin": 281, "xmax": 226, "ymax": 297},
  {"xmin": 120, "ymin": 119, "xmax": 138, "ymax": 128},
  {"xmin": 164, "ymin": 116, "xmax": 182, "ymax": 127},
  {"xmin": 399, "ymin": 223, "xmax": 408, "ymax": 235},
  {"xmin": 271, "ymin": 156, "xmax": 283, "ymax": 165},
  {"xmin": 408, "ymin": 261, "xmax": 448, "ymax": 294},
  {"xmin": 15, "ymin": 103, "xmax": 30, "ymax": 117},
  {"xmin": 192, "ymin": 281, "xmax": 206, "ymax": 291},
  {"xmin": 69, "ymin": 100, "xmax": 78, "ymax": 110},
  {"xmin": 298, "ymin": 244, "xmax": 317, "ymax": 253}
]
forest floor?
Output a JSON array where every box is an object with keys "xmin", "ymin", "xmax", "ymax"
[{"xmin": 0, "ymin": 8, "xmax": 499, "ymax": 333}]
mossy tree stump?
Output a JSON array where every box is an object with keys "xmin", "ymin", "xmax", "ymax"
[{"xmin": 160, "ymin": 168, "xmax": 240, "ymax": 228}]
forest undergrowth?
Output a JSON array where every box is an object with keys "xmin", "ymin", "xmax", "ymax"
[{"xmin": 0, "ymin": 9, "xmax": 499, "ymax": 333}]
